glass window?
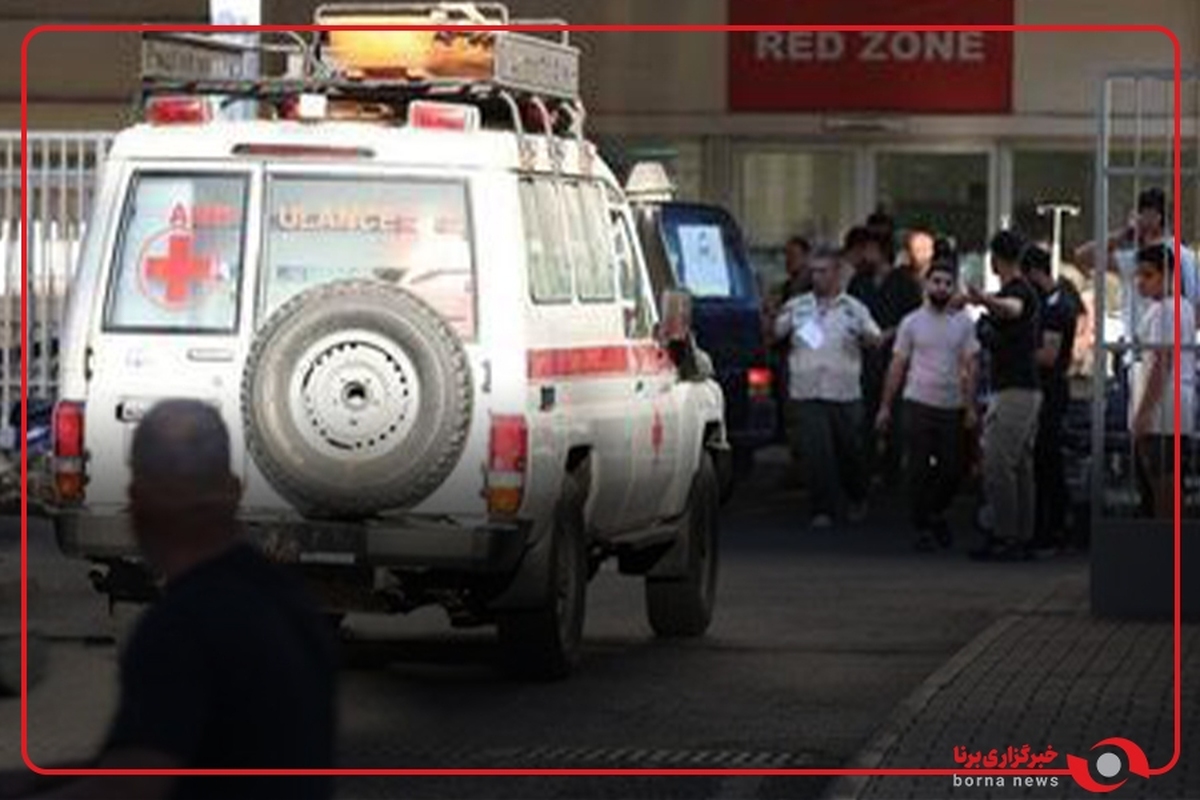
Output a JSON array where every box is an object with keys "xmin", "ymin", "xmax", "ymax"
[
  {"xmin": 262, "ymin": 176, "xmax": 476, "ymax": 339},
  {"xmin": 576, "ymin": 182, "xmax": 616, "ymax": 302},
  {"xmin": 612, "ymin": 209, "xmax": 651, "ymax": 340},
  {"xmin": 522, "ymin": 179, "xmax": 572, "ymax": 303},
  {"xmin": 660, "ymin": 205, "xmax": 755, "ymax": 300},
  {"xmin": 560, "ymin": 182, "xmax": 601, "ymax": 301},
  {"xmin": 875, "ymin": 152, "xmax": 990, "ymax": 257},
  {"xmin": 736, "ymin": 149, "xmax": 857, "ymax": 289},
  {"xmin": 106, "ymin": 173, "xmax": 246, "ymax": 333}
]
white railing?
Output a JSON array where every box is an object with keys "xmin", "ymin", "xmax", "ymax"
[{"xmin": 0, "ymin": 132, "xmax": 113, "ymax": 443}]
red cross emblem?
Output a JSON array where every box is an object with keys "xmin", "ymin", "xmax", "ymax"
[
  {"xmin": 651, "ymin": 409, "xmax": 664, "ymax": 457},
  {"xmin": 139, "ymin": 231, "xmax": 215, "ymax": 308}
]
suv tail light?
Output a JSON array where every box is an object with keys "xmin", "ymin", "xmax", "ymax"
[
  {"xmin": 51, "ymin": 401, "xmax": 86, "ymax": 504},
  {"xmin": 487, "ymin": 415, "xmax": 527, "ymax": 517},
  {"xmin": 748, "ymin": 367, "xmax": 773, "ymax": 400}
]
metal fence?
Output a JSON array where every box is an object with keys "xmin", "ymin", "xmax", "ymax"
[
  {"xmin": 1090, "ymin": 70, "xmax": 1200, "ymax": 522},
  {"xmin": 0, "ymin": 132, "xmax": 113, "ymax": 446}
]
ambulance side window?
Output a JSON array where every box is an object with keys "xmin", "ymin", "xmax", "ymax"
[
  {"xmin": 612, "ymin": 209, "xmax": 652, "ymax": 340},
  {"xmin": 104, "ymin": 172, "xmax": 247, "ymax": 333},
  {"xmin": 569, "ymin": 181, "xmax": 616, "ymax": 303},
  {"xmin": 520, "ymin": 178, "xmax": 572, "ymax": 304}
]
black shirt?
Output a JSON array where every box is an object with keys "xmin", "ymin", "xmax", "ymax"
[
  {"xmin": 878, "ymin": 267, "xmax": 925, "ymax": 332},
  {"xmin": 847, "ymin": 271, "xmax": 886, "ymax": 325},
  {"xmin": 982, "ymin": 277, "xmax": 1041, "ymax": 391},
  {"xmin": 1039, "ymin": 279, "xmax": 1083, "ymax": 407},
  {"xmin": 106, "ymin": 542, "xmax": 338, "ymax": 800}
]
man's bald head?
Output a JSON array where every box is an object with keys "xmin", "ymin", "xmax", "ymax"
[
  {"xmin": 129, "ymin": 401, "xmax": 241, "ymax": 569},
  {"xmin": 131, "ymin": 399, "xmax": 233, "ymax": 488}
]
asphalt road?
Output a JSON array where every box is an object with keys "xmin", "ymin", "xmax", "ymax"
[{"xmin": 0, "ymin": 452, "xmax": 1085, "ymax": 799}]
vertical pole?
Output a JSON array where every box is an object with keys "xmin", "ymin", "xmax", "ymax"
[
  {"xmin": 1092, "ymin": 77, "xmax": 1112, "ymax": 529},
  {"xmin": 2, "ymin": 138, "xmax": 11, "ymax": 432}
]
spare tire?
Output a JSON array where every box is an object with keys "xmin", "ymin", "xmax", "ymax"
[{"xmin": 243, "ymin": 280, "xmax": 472, "ymax": 517}]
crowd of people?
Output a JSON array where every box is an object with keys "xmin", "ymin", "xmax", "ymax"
[{"xmin": 767, "ymin": 190, "xmax": 1194, "ymax": 561}]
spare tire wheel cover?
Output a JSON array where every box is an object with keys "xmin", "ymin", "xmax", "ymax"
[{"xmin": 243, "ymin": 281, "xmax": 473, "ymax": 517}]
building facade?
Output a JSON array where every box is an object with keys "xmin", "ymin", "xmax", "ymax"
[{"xmin": 5, "ymin": 0, "xmax": 1200, "ymax": 288}]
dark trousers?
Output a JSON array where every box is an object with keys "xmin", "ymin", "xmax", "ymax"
[
  {"xmin": 791, "ymin": 399, "xmax": 868, "ymax": 518},
  {"xmin": 862, "ymin": 352, "xmax": 901, "ymax": 483},
  {"xmin": 1033, "ymin": 393, "xmax": 1068, "ymax": 543},
  {"xmin": 1134, "ymin": 435, "xmax": 1185, "ymax": 518},
  {"xmin": 904, "ymin": 401, "xmax": 964, "ymax": 530}
]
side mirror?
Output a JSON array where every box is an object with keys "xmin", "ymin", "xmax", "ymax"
[{"xmin": 658, "ymin": 288, "xmax": 693, "ymax": 345}]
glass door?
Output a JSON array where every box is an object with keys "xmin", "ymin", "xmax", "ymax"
[
  {"xmin": 870, "ymin": 148, "xmax": 996, "ymax": 288},
  {"xmin": 733, "ymin": 146, "xmax": 860, "ymax": 295}
]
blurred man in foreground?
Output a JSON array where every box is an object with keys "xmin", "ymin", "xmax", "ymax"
[{"xmin": 16, "ymin": 400, "xmax": 337, "ymax": 800}]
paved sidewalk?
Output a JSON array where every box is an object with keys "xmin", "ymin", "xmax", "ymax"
[{"xmin": 826, "ymin": 573, "xmax": 1198, "ymax": 800}]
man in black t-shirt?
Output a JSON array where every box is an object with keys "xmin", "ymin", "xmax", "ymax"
[
  {"xmin": 967, "ymin": 230, "xmax": 1043, "ymax": 561},
  {"xmin": 846, "ymin": 228, "xmax": 891, "ymax": 482},
  {"xmin": 23, "ymin": 400, "xmax": 337, "ymax": 800},
  {"xmin": 1024, "ymin": 245, "xmax": 1083, "ymax": 553}
]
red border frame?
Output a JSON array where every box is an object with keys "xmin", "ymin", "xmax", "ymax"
[{"xmin": 19, "ymin": 21, "xmax": 1183, "ymax": 784}]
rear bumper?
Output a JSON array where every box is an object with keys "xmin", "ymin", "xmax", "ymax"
[{"xmin": 52, "ymin": 509, "xmax": 531, "ymax": 573}]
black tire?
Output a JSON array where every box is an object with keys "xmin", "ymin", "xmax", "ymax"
[
  {"xmin": 646, "ymin": 452, "xmax": 720, "ymax": 638},
  {"xmin": 497, "ymin": 474, "xmax": 588, "ymax": 681},
  {"xmin": 243, "ymin": 281, "xmax": 472, "ymax": 517}
]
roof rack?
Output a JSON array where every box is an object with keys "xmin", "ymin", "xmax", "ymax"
[{"xmin": 139, "ymin": 2, "xmax": 581, "ymax": 105}]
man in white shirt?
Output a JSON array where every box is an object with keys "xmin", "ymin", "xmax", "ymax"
[
  {"xmin": 775, "ymin": 246, "xmax": 883, "ymax": 529},
  {"xmin": 877, "ymin": 261, "xmax": 980, "ymax": 551},
  {"xmin": 1130, "ymin": 245, "xmax": 1196, "ymax": 519},
  {"xmin": 1074, "ymin": 187, "xmax": 1200, "ymax": 338}
]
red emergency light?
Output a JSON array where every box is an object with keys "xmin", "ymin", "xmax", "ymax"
[
  {"xmin": 145, "ymin": 96, "xmax": 211, "ymax": 125},
  {"xmin": 407, "ymin": 101, "xmax": 480, "ymax": 132}
]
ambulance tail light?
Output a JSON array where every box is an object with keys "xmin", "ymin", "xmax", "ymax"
[
  {"xmin": 145, "ymin": 96, "xmax": 211, "ymax": 125},
  {"xmin": 747, "ymin": 367, "xmax": 773, "ymax": 400},
  {"xmin": 408, "ymin": 101, "xmax": 480, "ymax": 132},
  {"xmin": 487, "ymin": 414, "xmax": 527, "ymax": 517},
  {"xmin": 52, "ymin": 401, "xmax": 86, "ymax": 504}
]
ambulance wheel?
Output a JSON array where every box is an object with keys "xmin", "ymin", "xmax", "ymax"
[
  {"xmin": 646, "ymin": 452, "xmax": 719, "ymax": 638},
  {"xmin": 243, "ymin": 281, "xmax": 472, "ymax": 518},
  {"xmin": 497, "ymin": 474, "xmax": 588, "ymax": 681}
]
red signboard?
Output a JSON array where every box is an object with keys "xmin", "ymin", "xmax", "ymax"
[{"xmin": 729, "ymin": 0, "xmax": 1014, "ymax": 114}]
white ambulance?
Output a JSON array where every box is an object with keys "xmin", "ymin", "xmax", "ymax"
[{"xmin": 46, "ymin": 3, "xmax": 728, "ymax": 679}]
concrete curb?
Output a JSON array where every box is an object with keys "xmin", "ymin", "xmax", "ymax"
[{"xmin": 819, "ymin": 574, "xmax": 1081, "ymax": 800}]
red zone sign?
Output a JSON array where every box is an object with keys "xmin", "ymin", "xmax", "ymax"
[{"xmin": 728, "ymin": 0, "xmax": 1014, "ymax": 113}]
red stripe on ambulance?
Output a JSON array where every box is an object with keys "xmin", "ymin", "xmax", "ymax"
[{"xmin": 528, "ymin": 344, "xmax": 673, "ymax": 379}]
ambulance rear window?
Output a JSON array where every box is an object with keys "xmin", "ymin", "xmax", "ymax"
[
  {"xmin": 261, "ymin": 175, "xmax": 477, "ymax": 340},
  {"xmin": 105, "ymin": 173, "xmax": 248, "ymax": 333}
]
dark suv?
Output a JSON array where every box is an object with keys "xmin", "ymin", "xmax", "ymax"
[{"xmin": 634, "ymin": 201, "xmax": 778, "ymax": 498}]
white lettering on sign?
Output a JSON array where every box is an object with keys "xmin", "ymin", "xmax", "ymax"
[
  {"xmin": 755, "ymin": 32, "xmax": 845, "ymax": 62},
  {"xmin": 754, "ymin": 31, "xmax": 988, "ymax": 64},
  {"xmin": 959, "ymin": 31, "xmax": 985, "ymax": 62}
]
